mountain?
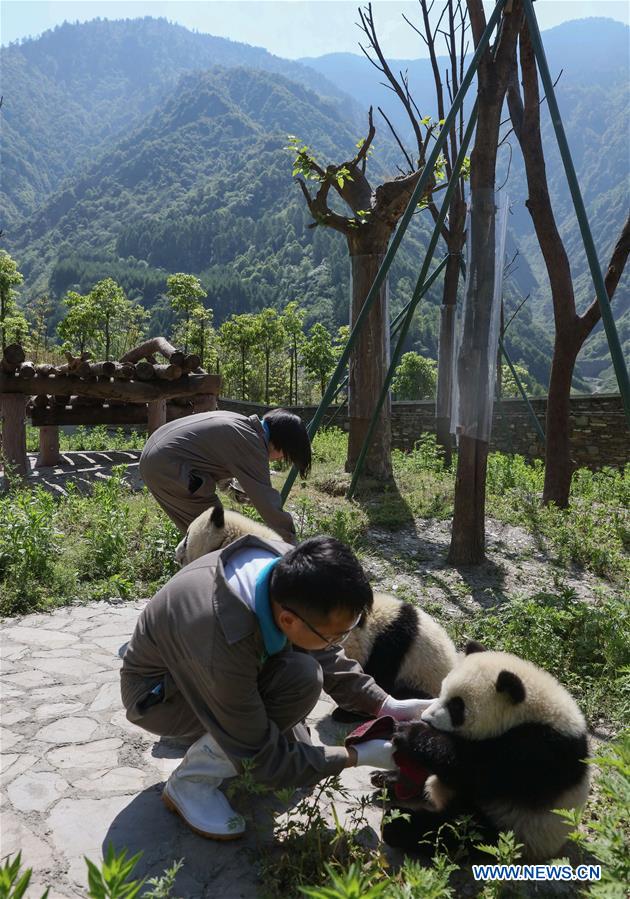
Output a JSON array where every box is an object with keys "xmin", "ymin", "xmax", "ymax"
[
  {"xmin": 0, "ymin": 17, "xmax": 354, "ymax": 229},
  {"xmin": 8, "ymin": 62, "xmax": 425, "ymax": 336}
]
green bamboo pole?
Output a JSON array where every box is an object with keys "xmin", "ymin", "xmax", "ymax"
[
  {"xmin": 523, "ymin": 0, "xmax": 630, "ymax": 423},
  {"xmin": 348, "ymin": 101, "xmax": 479, "ymax": 497},
  {"xmin": 281, "ymin": 0, "xmax": 508, "ymax": 504}
]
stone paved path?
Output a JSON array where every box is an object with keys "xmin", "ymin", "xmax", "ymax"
[{"xmin": 0, "ymin": 600, "xmax": 382, "ymax": 898}]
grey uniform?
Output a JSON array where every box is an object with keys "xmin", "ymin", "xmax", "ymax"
[
  {"xmin": 120, "ymin": 535, "xmax": 388, "ymax": 789},
  {"xmin": 139, "ymin": 410, "xmax": 296, "ymax": 543}
]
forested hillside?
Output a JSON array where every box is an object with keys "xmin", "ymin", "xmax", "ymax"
[
  {"xmin": 2, "ymin": 16, "xmax": 626, "ymax": 391},
  {"xmin": 0, "ymin": 16, "xmax": 350, "ymax": 228}
]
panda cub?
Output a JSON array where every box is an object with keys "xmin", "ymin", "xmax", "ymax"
[
  {"xmin": 175, "ymin": 507, "xmax": 456, "ymax": 713},
  {"xmin": 334, "ymin": 592, "xmax": 457, "ymax": 721},
  {"xmin": 379, "ymin": 641, "xmax": 590, "ymax": 861},
  {"xmin": 174, "ymin": 505, "xmax": 281, "ymax": 566}
]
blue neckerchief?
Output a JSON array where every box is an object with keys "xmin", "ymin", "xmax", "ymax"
[
  {"xmin": 254, "ymin": 558, "xmax": 285, "ymax": 657},
  {"xmin": 260, "ymin": 417, "xmax": 271, "ymax": 445}
]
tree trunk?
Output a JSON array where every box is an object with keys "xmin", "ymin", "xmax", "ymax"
[
  {"xmin": 448, "ymin": 190, "xmax": 497, "ymax": 565},
  {"xmin": 346, "ymin": 251, "xmax": 392, "ymax": 479},
  {"xmin": 542, "ymin": 336, "xmax": 579, "ymax": 507},
  {"xmin": 36, "ymin": 426, "xmax": 61, "ymax": 467},
  {"xmin": 0, "ymin": 393, "xmax": 29, "ymax": 480},
  {"xmin": 448, "ymin": 0, "xmax": 520, "ymax": 565}
]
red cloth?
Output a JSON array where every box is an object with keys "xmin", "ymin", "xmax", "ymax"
[{"xmin": 345, "ymin": 715, "xmax": 429, "ymax": 801}]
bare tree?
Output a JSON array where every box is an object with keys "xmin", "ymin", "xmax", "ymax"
[
  {"xmin": 507, "ymin": 18, "xmax": 630, "ymax": 507},
  {"xmin": 292, "ymin": 2, "xmax": 441, "ymax": 477},
  {"xmin": 447, "ymin": 0, "xmax": 521, "ymax": 565}
]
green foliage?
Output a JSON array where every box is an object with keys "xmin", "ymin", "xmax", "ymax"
[
  {"xmin": 391, "ymin": 352, "xmax": 437, "ymax": 400},
  {"xmin": 0, "ymin": 251, "xmax": 27, "ymax": 351},
  {"xmin": 563, "ymin": 733, "xmax": 630, "ymax": 898},
  {"xmin": 392, "ymin": 433, "xmax": 447, "ymax": 474},
  {"xmin": 0, "ymin": 471, "xmax": 179, "ymax": 616},
  {"xmin": 475, "ymin": 831, "xmax": 523, "ymax": 899},
  {"xmin": 0, "ymin": 486, "xmax": 64, "ymax": 615},
  {"xmin": 499, "ymin": 361, "xmax": 544, "ymax": 398},
  {"xmin": 85, "ymin": 844, "xmax": 145, "ymax": 899},
  {"xmin": 0, "ymin": 852, "xmax": 49, "ymax": 899},
  {"xmin": 28, "ymin": 425, "xmax": 148, "ymax": 453},
  {"xmin": 456, "ymin": 586, "xmax": 630, "ymax": 725},
  {"xmin": 301, "ymin": 863, "xmax": 388, "ymax": 899},
  {"xmin": 487, "ymin": 459, "xmax": 629, "ymax": 582},
  {"xmin": 311, "ymin": 427, "xmax": 348, "ymax": 465}
]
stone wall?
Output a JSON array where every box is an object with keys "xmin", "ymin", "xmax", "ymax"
[{"xmin": 219, "ymin": 394, "xmax": 629, "ymax": 470}]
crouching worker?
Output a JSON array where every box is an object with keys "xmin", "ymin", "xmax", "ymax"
[
  {"xmin": 120, "ymin": 534, "xmax": 429, "ymax": 840},
  {"xmin": 139, "ymin": 408, "xmax": 311, "ymax": 544}
]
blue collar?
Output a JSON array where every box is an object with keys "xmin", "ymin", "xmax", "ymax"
[
  {"xmin": 254, "ymin": 558, "xmax": 286, "ymax": 656},
  {"xmin": 260, "ymin": 417, "xmax": 271, "ymax": 445}
]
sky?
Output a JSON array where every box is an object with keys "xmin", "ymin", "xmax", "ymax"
[{"xmin": 1, "ymin": 0, "xmax": 628, "ymax": 58}]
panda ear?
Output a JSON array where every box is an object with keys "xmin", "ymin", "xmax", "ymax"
[
  {"xmin": 210, "ymin": 505, "xmax": 225, "ymax": 528},
  {"xmin": 496, "ymin": 670, "xmax": 526, "ymax": 705},
  {"xmin": 465, "ymin": 640, "xmax": 487, "ymax": 655}
]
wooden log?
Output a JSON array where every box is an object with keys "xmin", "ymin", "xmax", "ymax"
[
  {"xmin": 35, "ymin": 363, "xmax": 55, "ymax": 378},
  {"xmin": 32, "ymin": 404, "xmax": 149, "ymax": 426},
  {"xmin": 36, "ymin": 426, "xmax": 61, "ymax": 467},
  {"xmin": 1, "ymin": 343, "xmax": 26, "ymax": 373},
  {"xmin": 134, "ymin": 361, "xmax": 156, "ymax": 381},
  {"xmin": 58, "ymin": 351, "xmax": 90, "ymax": 375},
  {"xmin": 52, "ymin": 394, "xmax": 72, "ymax": 407},
  {"xmin": 70, "ymin": 395, "xmax": 103, "ymax": 407},
  {"xmin": 147, "ymin": 399, "xmax": 167, "ymax": 434},
  {"xmin": 33, "ymin": 394, "xmax": 50, "ymax": 409},
  {"xmin": 111, "ymin": 362, "xmax": 136, "ymax": 380},
  {"xmin": 153, "ymin": 364, "xmax": 182, "ymax": 381},
  {"xmin": 31, "ymin": 401, "xmax": 199, "ymax": 427},
  {"xmin": 0, "ymin": 393, "xmax": 29, "ymax": 478},
  {"xmin": 120, "ymin": 337, "xmax": 184, "ymax": 365},
  {"xmin": 85, "ymin": 361, "xmax": 116, "ymax": 378},
  {"xmin": 17, "ymin": 362, "xmax": 36, "ymax": 380},
  {"xmin": 0, "ymin": 371, "xmax": 221, "ymax": 402},
  {"xmin": 183, "ymin": 354, "xmax": 202, "ymax": 373}
]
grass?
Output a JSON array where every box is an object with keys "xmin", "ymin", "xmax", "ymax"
[{"xmin": 0, "ymin": 467, "xmax": 180, "ymax": 616}]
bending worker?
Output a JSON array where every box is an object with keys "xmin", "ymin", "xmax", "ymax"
[
  {"xmin": 121, "ymin": 534, "xmax": 429, "ymax": 840},
  {"xmin": 139, "ymin": 408, "xmax": 310, "ymax": 544}
]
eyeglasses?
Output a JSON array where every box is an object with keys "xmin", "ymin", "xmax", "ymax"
[{"xmin": 281, "ymin": 606, "xmax": 363, "ymax": 651}]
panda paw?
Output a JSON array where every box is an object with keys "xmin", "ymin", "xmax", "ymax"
[{"xmin": 392, "ymin": 720, "xmax": 432, "ymax": 755}]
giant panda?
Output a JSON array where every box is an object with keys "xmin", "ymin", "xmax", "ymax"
[
  {"xmin": 333, "ymin": 592, "xmax": 457, "ymax": 722},
  {"xmin": 174, "ymin": 505, "xmax": 282, "ymax": 566},
  {"xmin": 175, "ymin": 507, "xmax": 457, "ymax": 712},
  {"xmin": 377, "ymin": 641, "xmax": 590, "ymax": 861}
]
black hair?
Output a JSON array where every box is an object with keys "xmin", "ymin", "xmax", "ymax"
[
  {"xmin": 269, "ymin": 536, "xmax": 373, "ymax": 621},
  {"xmin": 263, "ymin": 408, "xmax": 312, "ymax": 478}
]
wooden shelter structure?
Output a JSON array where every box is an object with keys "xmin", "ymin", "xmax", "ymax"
[{"xmin": 0, "ymin": 338, "xmax": 221, "ymax": 477}]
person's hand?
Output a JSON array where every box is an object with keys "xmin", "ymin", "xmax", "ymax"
[
  {"xmin": 379, "ymin": 696, "xmax": 435, "ymax": 722},
  {"xmin": 352, "ymin": 739, "xmax": 397, "ymax": 769}
]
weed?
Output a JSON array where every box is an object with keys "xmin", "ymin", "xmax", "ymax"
[
  {"xmin": 561, "ymin": 731, "xmax": 630, "ymax": 897},
  {"xmin": 453, "ymin": 586, "xmax": 630, "ymax": 725}
]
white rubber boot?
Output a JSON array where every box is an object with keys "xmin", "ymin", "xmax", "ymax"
[{"xmin": 162, "ymin": 733, "xmax": 246, "ymax": 840}]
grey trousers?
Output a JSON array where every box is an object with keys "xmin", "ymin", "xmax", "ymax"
[
  {"xmin": 121, "ymin": 651, "xmax": 321, "ymax": 745},
  {"xmin": 139, "ymin": 449, "xmax": 220, "ymax": 534}
]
